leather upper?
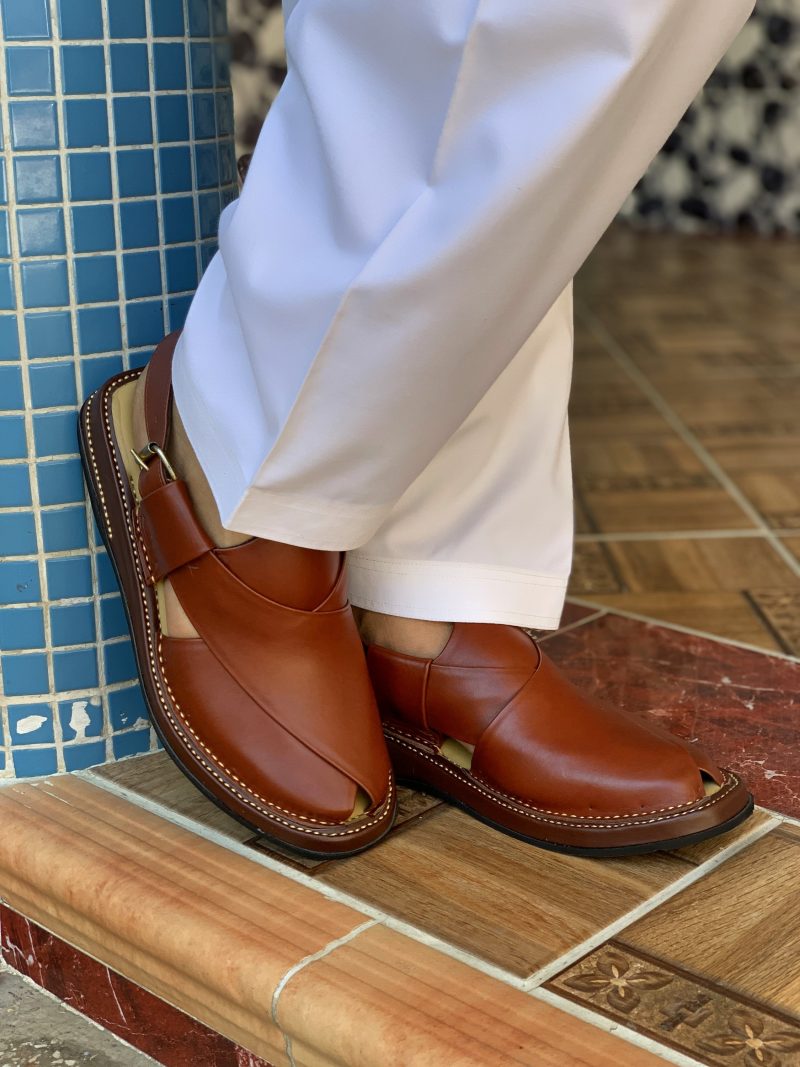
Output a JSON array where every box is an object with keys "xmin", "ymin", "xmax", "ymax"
[
  {"xmin": 135, "ymin": 334, "xmax": 391, "ymax": 823},
  {"xmin": 367, "ymin": 623, "xmax": 723, "ymax": 818}
]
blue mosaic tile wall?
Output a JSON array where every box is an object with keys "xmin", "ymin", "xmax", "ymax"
[{"xmin": 0, "ymin": 0, "xmax": 238, "ymax": 780}]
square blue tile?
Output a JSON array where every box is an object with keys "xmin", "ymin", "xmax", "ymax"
[
  {"xmin": 153, "ymin": 43, "xmax": 186, "ymax": 90},
  {"xmin": 159, "ymin": 145, "xmax": 192, "ymax": 193},
  {"xmin": 108, "ymin": 0, "xmax": 146, "ymax": 37},
  {"xmin": 0, "ymin": 315, "xmax": 21, "ymax": 360},
  {"xmin": 126, "ymin": 300, "xmax": 164, "ymax": 347},
  {"xmin": 74, "ymin": 255, "xmax": 118, "ymax": 303},
  {"xmin": 0, "ymin": 364, "xmax": 23, "ymax": 409},
  {"xmin": 194, "ymin": 144, "xmax": 219, "ymax": 189},
  {"xmin": 110, "ymin": 43, "xmax": 149, "ymax": 93},
  {"xmin": 72, "ymin": 204, "xmax": 116, "ymax": 252},
  {"xmin": 0, "ymin": 464, "xmax": 32, "ymax": 506},
  {"xmin": 117, "ymin": 149, "xmax": 155, "ymax": 198},
  {"xmin": 0, "ymin": 160, "xmax": 7, "ymax": 204},
  {"xmin": 77, "ymin": 305, "xmax": 122, "ymax": 354},
  {"xmin": 80, "ymin": 353, "xmax": 122, "ymax": 396},
  {"xmin": 108, "ymin": 685, "xmax": 147, "ymax": 731},
  {"xmin": 26, "ymin": 311, "xmax": 73, "ymax": 359},
  {"xmin": 190, "ymin": 43, "xmax": 213, "ymax": 88},
  {"xmin": 156, "ymin": 96, "xmax": 189, "ymax": 143},
  {"xmin": 0, "ymin": 559, "xmax": 40, "ymax": 603},
  {"xmin": 123, "ymin": 250, "xmax": 162, "ymax": 299},
  {"xmin": 12, "ymin": 747, "xmax": 58, "ymax": 777},
  {"xmin": 151, "ymin": 0, "xmax": 184, "ymax": 36},
  {"xmin": 213, "ymin": 40, "xmax": 231, "ymax": 85},
  {"xmin": 192, "ymin": 93, "xmax": 216, "ymax": 140},
  {"xmin": 58, "ymin": 0, "xmax": 103, "ymax": 40},
  {"xmin": 113, "ymin": 97, "xmax": 152, "ymax": 146},
  {"xmin": 0, "ymin": 211, "xmax": 9, "ymax": 257},
  {"xmin": 211, "ymin": 0, "xmax": 227, "ymax": 36},
  {"xmin": 37, "ymin": 457, "xmax": 84, "ymax": 505},
  {"xmin": 41, "ymin": 505, "xmax": 88, "ymax": 552},
  {"xmin": 1, "ymin": 652, "xmax": 48, "ymax": 696},
  {"xmin": 95, "ymin": 551, "xmax": 119, "ymax": 594},
  {"xmin": 9, "ymin": 703, "xmax": 54, "ymax": 745},
  {"xmin": 58, "ymin": 696, "xmax": 103, "ymax": 740},
  {"xmin": 67, "ymin": 152, "xmax": 112, "ymax": 201},
  {"xmin": 51, "ymin": 602, "xmax": 96, "ymax": 647},
  {"xmin": 0, "ymin": 0, "xmax": 51, "ymax": 40},
  {"xmin": 112, "ymin": 728, "xmax": 150, "ymax": 759},
  {"xmin": 215, "ymin": 94, "xmax": 234, "ymax": 138},
  {"xmin": 46, "ymin": 555, "xmax": 92, "ymax": 599},
  {"xmin": 165, "ymin": 245, "xmax": 198, "ymax": 293},
  {"xmin": 198, "ymin": 192, "xmax": 220, "ymax": 239},
  {"xmin": 6, "ymin": 46, "xmax": 55, "ymax": 95},
  {"xmin": 0, "ymin": 415, "xmax": 27, "ymax": 459},
  {"xmin": 127, "ymin": 347, "xmax": 151, "ymax": 370},
  {"xmin": 0, "ymin": 264, "xmax": 14, "ymax": 311},
  {"xmin": 33, "ymin": 410, "xmax": 78, "ymax": 456},
  {"xmin": 0, "ymin": 606, "xmax": 45, "ymax": 651},
  {"xmin": 0, "ymin": 513, "xmax": 38, "ymax": 556},
  {"xmin": 53, "ymin": 646, "xmax": 98, "ymax": 689},
  {"xmin": 99, "ymin": 595, "xmax": 128, "ymax": 640},
  {"xmin": 219, "ymin": 142, "xmax": 236, "ymax": 186},
  {"xmin": 162, "ymin": 197, "xmax": 195, "ymax": 244},
  {"xmin": 9, "ymin": 100, "xmax": 59, "ymax": 150},
  {"xmin": 21, "ymin": 260, "xmax": 69, "ymax": 309},
  {"xmin": 28, "ymin": 360, "xmax": 77, "ymax": 408},
  {"xmin": 65, "ymin": 100, "xmax": 109, "ymax": 148},
  {"xmin": 187, "ymin": 0, "xmax": 211, "ymax": 37},
  {"xmin": 64, "ymin": 739, "xmax": 107, "ymax": 771},
  {"xmin": 13, "ymin": 156, "xmax": 62, "ymax": 204},
  {"xmin": 103, "ymin": 638, "xmax": 136, "ymax": 683},
  {"xmin": 16, "ymin": 208, "xmax": 66, "ymax": 256},
  {"xmin": 168, "ymin": 294, "xmax": 192, "ymax": 332},
  {"xmin": 61, "ymin": 44, "xmax": 106, "ymax": 95},
  {"xmin": 119, "ymin": 200, "xmax": 159, "ymax": 249}
]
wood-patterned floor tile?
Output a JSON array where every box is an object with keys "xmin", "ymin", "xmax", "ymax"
[
  {"xmin": 733, "ymin": 470, "xmax": 800, "ymax": 530},
  {"xmin": 615, "ymin": 827, "xmax": 800, "ymax": 1018},
  {"xmin": 90, "ymin": 750, "xmax": 256, "ymax": 843},
  {"xmin": 277, "ymin": 923, "xmax": 666, "ymax": 1066},
  {"xmin": 319, "ymin": 803, "xmax": 706, "ymax": 978},
  {"xmin": 573, "ymin": 591, "xmax": 782, "ymax": 651}
]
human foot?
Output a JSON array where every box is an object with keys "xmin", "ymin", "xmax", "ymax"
[
  {"xmin": 355, "ymin": 609, "xmax": 452, "ymax": 659},
  {"xmin": 363, "ymin": 623, "xmax": 753, "ymax": 855},
  {"xmin": 80, "ymin": 333, "xmax": 396, "ymax": 855}
]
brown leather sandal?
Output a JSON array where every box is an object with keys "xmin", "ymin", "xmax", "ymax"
[
  {"xmin": 366, "ymin": 624, "xmax": 753, "ymax": 856},
  {"xmin": 79, "ymin": 334, "xmax": 396, "ymax": 857}
]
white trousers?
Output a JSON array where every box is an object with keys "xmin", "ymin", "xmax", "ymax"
[{"xmin": 174, "ymin": 0, "xmax": 753, "ymax": 627}]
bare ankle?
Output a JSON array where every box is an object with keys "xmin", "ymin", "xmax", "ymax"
[{"xmin": 356, "ymin": 609, "xmax": 452, "ymax": 659}]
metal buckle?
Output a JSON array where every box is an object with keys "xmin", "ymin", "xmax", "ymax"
[{"xmin": 130, "ymin": 442, "xmax": 177, "ymax": 482}]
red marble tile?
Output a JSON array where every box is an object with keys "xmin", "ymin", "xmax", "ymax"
[
  {"xmin": 544, "ymin": 614, "xmax": 800, "ymax": 817},
  {"xmin": 0, "ymin": 904, "xmax": 275, "ymax": 1067}
]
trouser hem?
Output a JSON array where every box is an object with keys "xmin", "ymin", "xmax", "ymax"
[{"xmin": 346, "ymin": 555, "xmax": 568, "ymax": 629}]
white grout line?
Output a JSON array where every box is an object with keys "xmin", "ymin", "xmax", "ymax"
[
  {"xmin": 565, "ymin": 595, "xmax": 800, "ymax": 664},
  {"xmin": 270, "ymin": 919, "xmax": 376, "ymax": 1066},
  {"xmin": 531, "ymin": 987, "xmax": 709, "ymax": 1067},
  {"xmin": 582, "ymin": 306, "xmax": 800, "ymax": 580},
  {"xmin": 574, "ymin": 529, "xmax": 768, "ymax": 542},
  {"xmin": 520, "ymin": 809, "xmax": 780, "ymax": 990},
  {"xmin": 79, "ymin": 768, "xmax": 530, "ymax": 989},
  {"xmin": 537, "ymin": 607, "xmax": 607, "ymax": 642}
]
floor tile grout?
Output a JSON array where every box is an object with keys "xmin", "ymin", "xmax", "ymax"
[
  {"xmin": 269, "ymin": 918, "xmax": 377, "ymax": 1067},
  {"xmin": 519, "ymin": 810, "xmax": 780, "ymax": 992},
  {"xmin": 582, "ymin": 306, "xmax": 800, "ymax": 581},
  {"xmin": 538, "ymin": 608, "xmax": 607, "ymax": 641},
  {"xmin": 566, "ymin": 595, "xmax": 800, "ymax": 663}
]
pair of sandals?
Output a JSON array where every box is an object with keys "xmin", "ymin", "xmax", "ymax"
[{"xmin": 78, "ymin": 334, "xmax": 753, "ymax": 859}]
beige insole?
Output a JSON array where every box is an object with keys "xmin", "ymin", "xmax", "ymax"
[{"xmin": 111, "ymin": 380, "xmax": 370, "ymax": 821}]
